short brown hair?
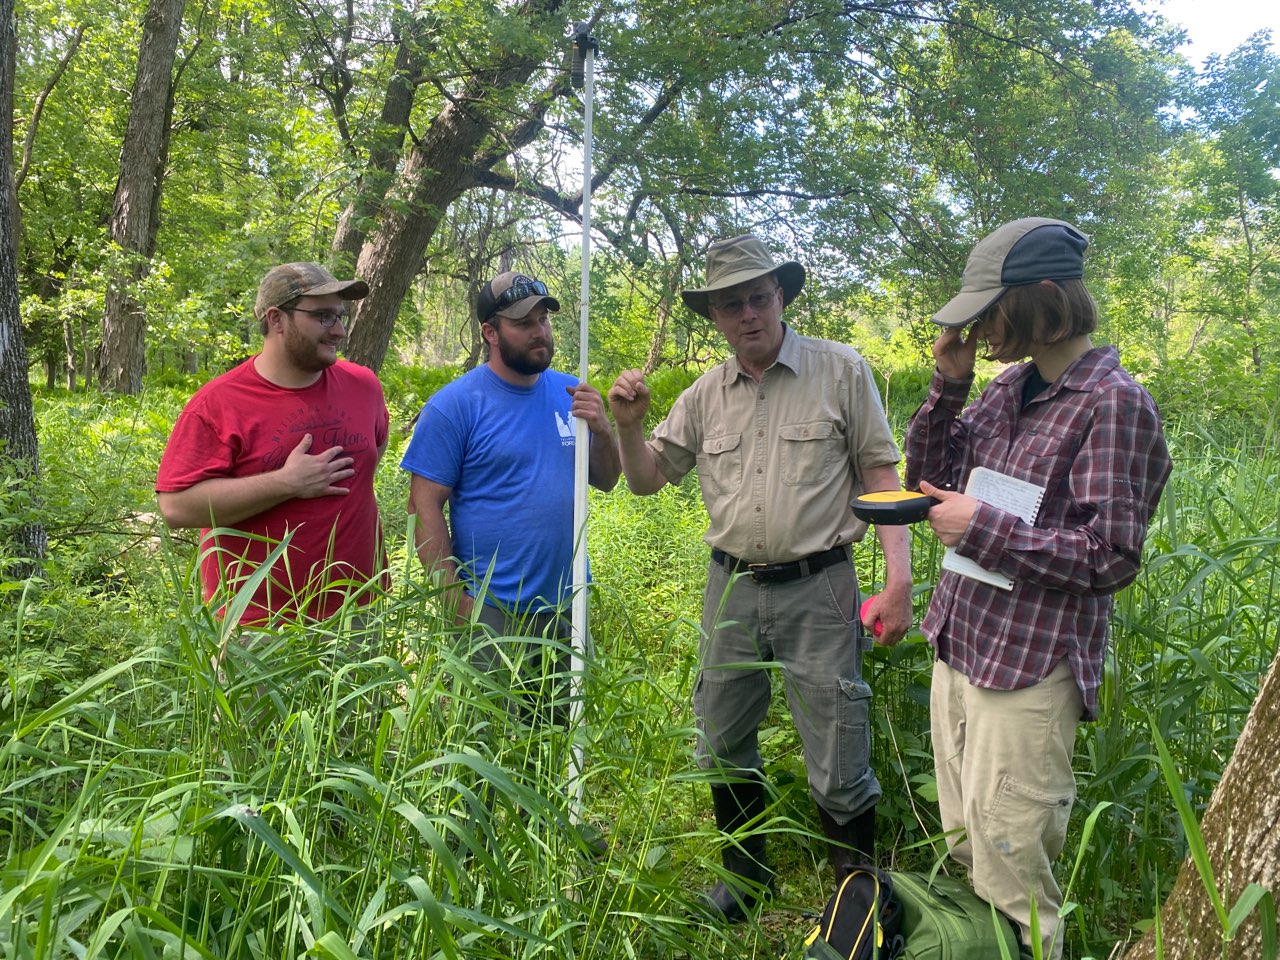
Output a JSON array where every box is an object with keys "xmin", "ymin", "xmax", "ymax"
[
  {"xmin": 978, "ymin": 278, "xmax": 1097, "ymax": 357},
  {"xmin": 259, "ymin": 295, "xmax": 300, "ymax": 335}
]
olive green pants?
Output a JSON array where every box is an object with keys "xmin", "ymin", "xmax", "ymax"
[{"xmin": 693, "ymin": 555, "xmax": 880, "ymax": 821}]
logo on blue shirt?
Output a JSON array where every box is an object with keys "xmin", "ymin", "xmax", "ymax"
[{"xmin": 555, "ymin": 412, "xmax": 575, "ymax": 446}]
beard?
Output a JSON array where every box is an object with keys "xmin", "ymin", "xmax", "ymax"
[
  {"xmin": 283, "ymin": 318, "xmax": 340, "ymax": 373},
  {"xmin": 497, "ymin": 330, "xmax": 554, "ymax": 376}
]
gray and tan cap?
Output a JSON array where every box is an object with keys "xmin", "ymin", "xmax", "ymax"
[
  {"xmin": 680, "ymin": 234, "xmax": 806, "ymax": 319},
  {"xmin": 931, "ymin": 217, "xmax": 1089, "ymax": 328},
  {"xmin": 254, "ymin": 262, "xmax": 370, "ymax": 321},
  {"xmin": 477, "ymin": 271, "xmax": 561, "ymax": 322}
]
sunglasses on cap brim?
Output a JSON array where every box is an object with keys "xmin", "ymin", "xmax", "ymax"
[{"xmin": 485, "ymin": 279, "xmax": 550, "ymax": 321}]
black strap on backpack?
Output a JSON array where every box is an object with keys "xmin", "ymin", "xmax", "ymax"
[{"xmin": 803, "ymin": 863, "xmax": 905, "ymax": 960}]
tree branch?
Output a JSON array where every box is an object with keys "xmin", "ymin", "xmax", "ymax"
[{"xmin": 16, "ymin": 24, "xmax": 87, "ymax": 193}]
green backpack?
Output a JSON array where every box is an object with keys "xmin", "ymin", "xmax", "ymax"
[{"xmin": 890, "ymin": 871, "xmax": 1022, "ymax": 960}]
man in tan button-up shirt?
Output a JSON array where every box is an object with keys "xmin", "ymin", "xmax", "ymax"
[{"xmin": 608, "ymin": 234, "xmax": 912, "ymax": 922}]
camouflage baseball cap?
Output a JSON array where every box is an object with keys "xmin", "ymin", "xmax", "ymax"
[{"xmin": 254, "ymin": 262, "xmax": 370, "ymax": 321}]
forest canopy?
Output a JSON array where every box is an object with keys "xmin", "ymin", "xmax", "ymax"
[{"xmin": 9, "ymin": 0, "xmax": 1276, "ymax": 408}]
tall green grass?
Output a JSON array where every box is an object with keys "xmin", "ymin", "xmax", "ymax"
[
  {"xmin": 1067, "ymin": 420, "xmax": 1280, "ymax": 954},
  {"xmin": 3, "ymin": 577, "xmax": 784, "ymax": 956},
  {"xmin": 3, "ymin": 519, "xmax": 827, "ymax": 956},
  {"xmin": 2, "ymin": 390, "xmax": 1278, "ymax": 958}
]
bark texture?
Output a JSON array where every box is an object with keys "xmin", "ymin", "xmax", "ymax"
[
  {"xmin": 0, "ymin": 0, "xmax": 46, "ymax": 566},
  {"xmin": 97, "ymin": 0, "xmax": 185, "ymax": 394},
  {"xmin": 329, "ymin": 12, "xmax": 428, "ymax": 272},
  {"xmin": 1124, "ymin": 651, "xmax": 1280, "ymax": 959},
  {"xmin": 345, "ymin": 0, "xmax": 564, "ymax": 372}
]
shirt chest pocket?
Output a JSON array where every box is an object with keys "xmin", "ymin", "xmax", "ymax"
[
  {"xmin": 965, "ymin": 413, "xmax": 1006, "ymax": 446},
  {"xmin": 1018, "ymin": 430, "xmax": 1075, "ymax": 487},
  {"xmin": 965, "ymin": 415, "xmax": 1073, "ymax": 488},
  {"xmin": 780, "ymin": 420, "xmax": 844, "ymax": 486},
  {"xmin": 697, "ymin": 432, "xmax": 743, "ymax": 498}
]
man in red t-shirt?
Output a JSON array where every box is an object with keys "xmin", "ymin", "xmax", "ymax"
[{"xmin": 156, "ymin": 262, "xmax": 389, "ymax": 625}]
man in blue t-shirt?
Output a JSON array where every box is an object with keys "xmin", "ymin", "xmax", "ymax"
[{"xmin": 402, "ymin": 271, "xmax": 621, "ymax": 719}]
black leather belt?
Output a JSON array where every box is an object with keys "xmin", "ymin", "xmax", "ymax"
[{"xmin": 711, "ymin": 544, "xmax": 849, "ymax": 584}]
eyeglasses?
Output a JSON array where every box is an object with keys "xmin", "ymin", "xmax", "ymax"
[
  {"xmin": 709, "ymin": 288, "xmax": 778, "ymax": 318},
  {"xmin": 288, "ymin": 307, "xmax": 349, "ymax": 328},
  {"xmin": 485, "ymin": 278, "xmax": 549, "ymax": 320}
]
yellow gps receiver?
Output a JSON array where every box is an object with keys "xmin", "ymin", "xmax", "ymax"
[{"xmin": 851, "ymin": 490, "xmax": 938, "ymax": 525}]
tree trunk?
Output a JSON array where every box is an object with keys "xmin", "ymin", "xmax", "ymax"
[
  {"xmin": 63, "ymin": 318, "xmax": 76, "ymax": 390},
  {"xmin": 0, "ymin": 0, "xmax": 46, "ymax": 568},
  {"xmin": 345, "ymin": 0, "xmax": 563, "ymax": 372},
  {"xmin": 97, "ymin": 0, "xmax": 184, "ymax": 394},
  {"xmin": 15, "ymin": 23, "xmax": 87, "ymax": 194},
  {"xmin": 329, "ymin": 11, "xmax": 427, "ymax": 273},
  {"xmin": 1124, "ymin": 650, "xmax": 1280, "ymax": 959},
  {"xmin": 644, "ymin": 296, "xmax": 671, "ymax": 375},
  {"xmin": 346, "ymin": 121, "xmax": 474, "ymax": 370}
]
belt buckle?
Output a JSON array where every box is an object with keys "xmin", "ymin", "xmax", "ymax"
[{"xmin": 747, "ymin": 562, "xmax": 770, "ymax": 583}]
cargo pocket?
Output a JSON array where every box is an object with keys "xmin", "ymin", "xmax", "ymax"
[
  {"xmin": 780, "ymin": 420, "xmax": 843, "ymax": 486},
  {"xmin": 836, "ymin": 677, "xmax": 873, "ymax": 788},
  {"xmin": 985, "ymin": 773, "xmax": 1074, "ymax": 863}
]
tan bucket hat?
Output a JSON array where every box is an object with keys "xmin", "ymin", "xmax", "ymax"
[{"xmin": 681, "ymin": 234, "xmax": 806, "ymax": 318}]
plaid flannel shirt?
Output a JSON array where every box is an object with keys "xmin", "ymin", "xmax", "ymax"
[{"xmin": 904, "ymin": 347, "xmax": 1171, "ymax": 719}]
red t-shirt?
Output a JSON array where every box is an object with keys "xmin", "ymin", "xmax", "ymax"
[{"xmin": 156, "ymin": 358, "xmax": 390, "ymax": 625}]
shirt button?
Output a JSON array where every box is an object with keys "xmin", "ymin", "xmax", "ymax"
[
  {"xmin": 756, "ymin": 430, "xmax": 764, "ymax": 438},
  {"xmin": 755, "ymin": 542, "xmax": 763, "ymax": 550},
  {"xmin": 755, "ymin": 505, "xmax": 761, "ymax": 512},
  {"xmin": 756, "ymin": 467, "xmax": 763, "ymax": 474}
]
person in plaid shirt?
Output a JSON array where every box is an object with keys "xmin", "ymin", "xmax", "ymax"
[{"xmin": 905, "ymin": 218, "xmax": 1171, "ymax": 960}]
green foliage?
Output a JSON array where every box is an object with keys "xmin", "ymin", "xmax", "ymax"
[
  {"xmin": 7, "ymin": 0, "xmax": 1280, "ymax": 953},
  {"xmin": 0, "ymin": 554, "xmax": 814, "ymax": 957},
  {"xmin": 32, "ymin": 388, "xmax": 173, "ymax": 586},
  {"xmin": 5, "ymin": 387, "xmax": 1279, "ymax": 958},
  {"xmin": 0, "ymin": 462, "xmax": 42, "ymax": 578},
  {"xmin": 1063, "ymin": 421, "xmax": 1280, "ymax": 952},
  {"xmin": 640, "ymin": 365, "xmax": 702, "ymax": 425},
  {"xmin": 1144, "ymin": 336, "xmax": 1280, "ymax": 422},
  {"xmin": 12, "ymin": 0, "xmax": 1229, "ymax": 390},
  {"xmin": 379, "ymin": 361, "xmax": 465, "ymax": 424}
]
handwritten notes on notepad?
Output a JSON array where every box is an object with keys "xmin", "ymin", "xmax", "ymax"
[{"xmin": 940, "ymin": 467, "xmax": 1046, "ymax": 590}]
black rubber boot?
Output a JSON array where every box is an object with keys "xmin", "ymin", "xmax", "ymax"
[
  {"xmin": 817, "ymin": 803, "xmax": 876, "ymax": 880},
  {"xmin": 700, "ymin": 776, "xmax": 775, "ymax": 923}
]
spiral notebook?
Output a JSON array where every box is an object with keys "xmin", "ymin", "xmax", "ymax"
[{"xmin": 941, "ymin": 466, "xmax": 1046, "ymax": 590}]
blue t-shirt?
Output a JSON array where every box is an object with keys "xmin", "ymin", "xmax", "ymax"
[{"xmin": 401, "ymin": 366, "xmax": 583, "ymax": 612}]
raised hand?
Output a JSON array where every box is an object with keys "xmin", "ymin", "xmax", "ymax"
[
  {"xmin": 607, "ymin": 369, "xmax": 651, "ymax": 429},
  {"xmin": 932, "ymin": 324, "xmax": 980, "ymax": 380}
]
